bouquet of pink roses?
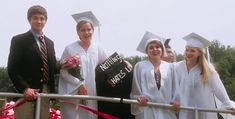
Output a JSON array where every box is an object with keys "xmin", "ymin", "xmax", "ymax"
[{"xmin": 63, "ymin": 55, "xmax": 84, "ymax": 81}]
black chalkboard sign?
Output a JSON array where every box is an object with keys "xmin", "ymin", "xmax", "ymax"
[
  {"xmin": 95, "ymin": 52, "xmax": 135, "ymax": 119},
  {"xmin": 96, "ymin": 52, "xmax": 132, "ymax": 87}
]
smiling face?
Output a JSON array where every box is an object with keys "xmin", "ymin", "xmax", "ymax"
[
  {"xmin": 146, "ymin": 41, "xmax": 163, "ymax": 60},
  {"xmin": 184, "ymin": 46, "xmax": 202, "ymax": 62},
  {"xmin": 27, "ymin": 5, "xmax": 47, "ymax": 35},
  {"xmin": 29, "ymin": 14, "xmax": 46, "ymax": 34},
  {"xmin": 77, "ymin": 21, "xmax": 94, "ymax": 44}
]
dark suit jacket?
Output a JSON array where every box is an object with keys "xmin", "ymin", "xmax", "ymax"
[{"xmin": 7, "ymin": 31, "xmax": 58, "ymax": 93}]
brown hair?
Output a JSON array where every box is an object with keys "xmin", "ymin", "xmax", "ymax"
[
  {"xmin": 146, "ymin": 40, "xmax": 165, "ymax": 58},
  {"xmin": 76, "ymin": 20, "xmax": 94, "ymax": 31},
  {"xmin": 27, "ymin": 5, "xmax": 47, "ymax": 21}
]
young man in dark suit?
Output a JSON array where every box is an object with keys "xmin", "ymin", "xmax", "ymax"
[{"xmin": 7, "ymin": 5, "xmax": 59, "ymax": 119}]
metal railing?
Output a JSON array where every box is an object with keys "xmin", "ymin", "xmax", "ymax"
[{"xmin": 0, "ymin": 92, "xmax": 234, "ymax": 119}]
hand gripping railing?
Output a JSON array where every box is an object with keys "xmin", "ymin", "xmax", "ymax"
[{"xmin": 0, "ymin": 92, "xmax": 234, "ymax": 119}]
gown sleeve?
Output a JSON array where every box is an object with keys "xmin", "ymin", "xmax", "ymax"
[
  {"xmin": 130, "ymin": 62, "xmax": 145, "ymax": 115},
  {"xmin": 209, "ymin": 67, "xmax": 234, "ymax": 109},
  {"xmin": 170, "ymin": 63, "xmax": 180, "ymax": 102},
  {"xmin": 59, "ymin": 46, "xmax": 83, "ymax": 94}
]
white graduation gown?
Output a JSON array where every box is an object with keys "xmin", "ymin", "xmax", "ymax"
[
  {"xmin": 175, "ymin": 60, "xmax": 234, "ymax": 119},
  {"xmin": 59, "ymin": 41, "xmax": 107, "ymax": 119},
  {"xmin": 130, "ymin": 60, "xmax": 178, "ymax": 119}
]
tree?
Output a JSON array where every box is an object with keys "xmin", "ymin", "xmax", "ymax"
[
  {"xmin": 209, "ymin": 40, "xmax": 235, "ymax": 100},
  {"xmin": 124, "ymin": 55, "xmax": 146, "ymax": 66},
  {"xmin": 0, "ymin": 67, "xmax": 16, "ymax": 92},
  {"xmin": 176, "ymin": 54, "xmax": 184, "ymax": 62}
]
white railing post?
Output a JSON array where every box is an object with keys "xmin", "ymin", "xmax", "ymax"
[
  {"xmin": 195, "ymin": 109, "xmax": 199, "ymax": 119},
  {"xmin": 35, "ymin": 95, "xmax": 41, "ymax": 119}
]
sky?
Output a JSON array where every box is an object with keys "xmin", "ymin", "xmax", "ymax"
[{"xmin": 1, "ymin": 0, "xmax": 235, "ymax": 67}]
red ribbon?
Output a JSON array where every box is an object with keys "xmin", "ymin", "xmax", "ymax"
[
  {"xmin": 60, "ymin": 100, "xmax": 120, "ymax": 119},
  {"xmin": 0, "ymin": 99, "xmax": 62, "ymax": 119},
  {"xmin": 0, "ymin": 99, "xmax": 26, "ymax": 119},
  {"xmin": 0, "ymin": 99, "xmax": 26, "ymax": 112},
  {"xmin": 1, "ymin": 99, "xmax": 120, "ymax": 119},
  {"xmin": 0, "ymin": 114, "xmax": 14, "ymax": 119}
]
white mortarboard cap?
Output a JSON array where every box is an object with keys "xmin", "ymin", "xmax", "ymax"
[
  {"xmin": 183, "ymin": 32, "xmax": 211, "ymax": 49},
  {"xmin": 136, "ymin": 31, "xmax": 166, "ymax": 55},
  {"xmin": 71, "ymin": 11, "xmax": 100, "ymax": 27}
]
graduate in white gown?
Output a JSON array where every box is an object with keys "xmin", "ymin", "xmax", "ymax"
[
  {"xmin": 59, "ymin": 11, "xmax": 107, "ymax": 119},
  {"xmin": 175, "ymin": 32, "xmax": 235, "ymax": 119},
  {"xmin": 130, "ymin": 31, "xmax": 180, "ymax": 119}
]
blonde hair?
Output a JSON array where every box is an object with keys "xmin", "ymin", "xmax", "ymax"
[{"xmin": 197, "ymin": 49, "xmax": 210, "ymax": 82}]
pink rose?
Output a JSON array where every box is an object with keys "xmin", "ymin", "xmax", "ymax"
[
  {"xmin": 64, "ymin": 55, "xmax": 80, "ymax": 68},
  {"xmin": 62, "ymin": 55, "xmax": 84, "ymax": 81}
]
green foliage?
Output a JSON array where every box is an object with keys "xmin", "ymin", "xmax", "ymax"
[
  {"xmin": 124, "ymin": 55, "xmax": 146, "ymax": 66},
  {"xmin": 209, "ymin": 40, "xmax": 235, "ymax": 100},
  {"xmin": 50, "ymin": 99, "xmax": 60, "ymax": 110},
  {"xmin": 209, "ymin": 40, "xmax": 227, "ymax": 63},
  {"xmin": 230, "ymin": 81, "xmax": 235, "ymax": 100},
  {"xmin": 176, "ymin": 54, "xmax": 184, "ymax": 62},
  {"xmin": 0, "ymin": 67, "xmax": 16, "ymax": 92}
]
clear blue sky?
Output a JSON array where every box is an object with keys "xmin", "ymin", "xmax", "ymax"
[{"xmin": 1, "ymin": 0, "xmax": 235, "ymax": 67}]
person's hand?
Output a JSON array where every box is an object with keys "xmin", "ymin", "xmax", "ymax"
[
  {"xmin": 24, "ymin": 88, "xmax": 40, "ymax": 101},
  {"xmin": 77, "ymin": 84, "xmax": 87, "ymax": 105},
  {"xmin": 230, "ymin": 108, "xmax": 235, "ymax": 115},
  {"xmin": 124, "ymin": 60, "xmax": 133, "ymax": 69},
  {"xmin": 77, "ymin": 84, "xmax": 87, "ymax": 95},
  {"xmin": 137, "ymin": 95, "xmax": 148, "ymax": 105},
  {"xmin": 60, "ymin": 61, "xmax": 80, "ymax": 70},
  {"xmin": 171, "ymin": 100, "xmax": 180, "ymax": 110},
  {"xmin": 60, "ymin": 63, "xmax": 73, "ymax": 70}
]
